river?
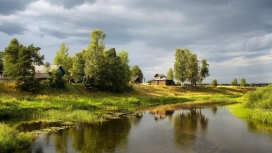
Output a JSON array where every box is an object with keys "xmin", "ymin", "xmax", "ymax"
[{"xmin": 16, "ymin": 105, "xmax": 272, "ymax": 153}]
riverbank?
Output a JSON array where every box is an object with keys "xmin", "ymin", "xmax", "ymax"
[
  {"xmin": 0, "ymin": 82, "xmax": 255, "ymax": 120},
  {"xmin": 229, "ymin": 85, "xmax": 272, "ymax": 123},
  {"xmin": 0, "ymin": 83, "xmax": 255, "ymax": 152}
]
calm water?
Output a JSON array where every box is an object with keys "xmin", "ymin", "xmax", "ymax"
[{"xmin": 18, "ymin": 106, "xmax": 272, "ymax": 153}]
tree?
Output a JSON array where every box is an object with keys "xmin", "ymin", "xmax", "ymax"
[
  {"xmin": 84, "ymin": 30, "xmax": 106, "ymax": 85},
  {"xmin": 69, "ymin": 51, "xmax": 85, "ymax": 83},
  {"xmin": 240, "ymin": 78, "xmax": 246, "ymax": 87},
  {"xmin": 174, "ymin": 48, "xmax": 209, "ymax": 86},
  {"xmin": 198, "ymin": 59, "xmax": 210, "ymax": 84},
  {"xmin": 0, "ymin": 51, "xmax": 3, "ymax": 75},
  {"xmin": 230, "ymin": 78, "xmax": 238, "ymax": 86},
  {"xmin": 117, "ymin": 50, "xmax": 131, "ymax": 85},
  {"xmin": 211, "ymin": 79, "xmax": 218, "ymax": 87},
  {"xmin": 167, "ymin": 68, "xmax": 174, "ymax": 80},
  {"xmin": 53, "ymin": 42, "xmax": 72, "ymax": 79},
  {"xmin": 3, "ymin": 38, "xmax": 44, "ymax": 92},
  {"xmin": 131, "ymin": 65, "xmax": 143, "ymax": 82},
  {"xmin": 49, "ymin": 69, "xmax": 66, "ymax": 89}
]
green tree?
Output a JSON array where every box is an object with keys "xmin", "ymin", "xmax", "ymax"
[
  {"xmin": 49, "ymin": 69, "xmax": 66, "ymax": 89},
  {"xmin": 240, "ymin": 78, "xmax": 246, "ymax": 87},
  {"xmin": 198, "ymin": 59, "xmax": 210, "ymax": 84},
  {"xmin": 0, "ymin": 51, "xmax": 4, "ymax": 75},
  {"xmin": 131, "ymin": 65, "xmax": 143, "ymax": 82},
  {"xmin": 174, "ymin": 48, "xmax": 209, "ymax": 86},
  {"xmin": 69, "ymin": 51, "xmax": 85, "ymax": 83},
  {"xmin": 230, "ymin": 78, "xmax": 238, "ymax": 86},
  {"xmin": 167, "ymin": 68, "xmax": 174, "ymax": 80},
  {"xmin": 117, "ymin": 50, "xmax": 131, "ymax": 85},
  {"xmin": 211, "ymin": 79, "xmax": 218, "ymax": 87},
  {"xmin": 53, "ymin": 42, "xmax": 72, "ymax": 79},
  {"xmin": 3, "ymin": 38, "xmax": 44, "ymax": 92},
  {"xmin": 84, "ymin": 30, "xmax": 106, "ymax": 85}
]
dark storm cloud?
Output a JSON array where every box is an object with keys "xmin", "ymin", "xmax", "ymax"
[
  {"xmin": 44, "ymin": 0, "xmax": 96, "ymax": 9},
  {"xmin": 0, "ymin": 22, "xmax": 27, "ymax": 35},
  {"xmin": 0, "ymin": 0, "xmax": 36, "ymax": 15}
]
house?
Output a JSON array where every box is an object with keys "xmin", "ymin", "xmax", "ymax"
[
  {"xmin": 131, "ymin": 76, "xmax": 141, "ymax": 84},
  {"xmin": 150, "ymin": 74, "xmax": 174, "ymax": 86},
  {"xmin": 33, "ymin": 65, "xmax": 65, "ymax": 80}
]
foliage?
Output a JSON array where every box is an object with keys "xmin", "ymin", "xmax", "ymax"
[
  {"xmin": 198, "ymin": 59, "xmax": 210, "ymax": 84},
  {"xmin": 53, "ymin": 42, "xmax": 72, "ymax": 79},
  {"xmin": 131, "ymin": 65, "xmax": 143, "ymax": 82},
  {"xmin": 175, "ymin": 82, "xmax": 181, "ymax": 86},
  {"xmin": 84, "ymin": 30, "xmax": 106, "ymax": 85},
  {"xmin": 174, "ymin": 48, "xmax": 209, "ymax": 86},
  {"xmin": 0, "ymin": 123, "xmax": 33, "ymax": 152},
  {"xmin": 211, "ymin": 79, "xmax": 218, "ymax": 87},
  {"xmin": 230, "ymin": 78, "xmax": 238, "ymax": 86},
  {"xmin": 0, "ymin": 51, "xmax": 3, "ymax": 75},
  {"xmin": 3, "ymin": 38, "xmax": 44, "ymax": 92},
  {"xmin": 240, "ymin": 78, "xmax": 246, "ymax": 87},
  {"xmin": 242, "ymin": 85, "xmax": 272, "ymax": 109},
  {"xmin": 69, "ymin": 51, "xmax": 85, "ymax": 83},
  {"xmin": 167, "ymin": 68, "xmax": 174, "ymax": 80},
  {"xmin": 117, "ymin": 50, "xmax": 131, "ymax": 85},
  {"xmin": 49, "ymin": 69, "xmax": 66, "ymax": 89}
]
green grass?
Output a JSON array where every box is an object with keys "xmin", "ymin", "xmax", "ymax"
[
  {"xmin": 229, "ymin": 104, "xmax": 272, "ymax": 123},
  {"xmin": 0, "ymin": 123, "xmax": 33, "ymax": 153}
]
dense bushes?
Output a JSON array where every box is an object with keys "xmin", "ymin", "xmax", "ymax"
[
  {"xmin": 0, "ymin": 123, "xmax": 33, "ymax": 152},
  {"xmin": 243, "ymin": 85, "xmax": 272, "ymax": 109}
]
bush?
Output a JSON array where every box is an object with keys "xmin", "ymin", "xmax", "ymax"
[
  {"xmin": 175, "ymin": 82, "xmax": 181, "ymax": 86},
  {"xmin": 0, "ymin": 123, "xmax": 33, "ymax": 152},
  {"xmin": 210, "ymin": 79, "xmax": 218, "ymax": 87}
]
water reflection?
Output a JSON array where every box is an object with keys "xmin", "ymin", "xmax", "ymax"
[
  {"xmin": 21, "ymin": 118, "xmax": 131, "ymax": 153},
  {"xmin": 173, "ymin": 108, "xmax": 208, "ymax": 147}
]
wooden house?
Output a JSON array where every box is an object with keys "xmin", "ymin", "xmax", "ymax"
[
  {"xmin": 150, "ymin": 74, "xmax": 174, "ymax": 86},
  {"xmin": 34, "ymin": 65, "xmax": 65, "ymax": 80},
  {"xmin": 131, "ymin": 76, "xmax": 141, "ymax": 84}
]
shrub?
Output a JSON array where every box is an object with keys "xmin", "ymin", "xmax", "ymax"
[
  {"xmin": 0, "ymin": 123, "xmax": 33, "ymax": 152},
  {"xmin": 210, "ymin": 79, "xmax": 218, "ymax": 87},
  {"xmin": 175, "ymin": 82, "xmax": 181, "ymax": 86}
]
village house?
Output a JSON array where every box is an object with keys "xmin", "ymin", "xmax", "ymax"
[
  {"xmin": 34, "ymin": 65, "xmax": 65, "ymax": 80},
  {"xmin": 150, "ymin": 74, "xmax": 174, "ymax": 86},
  {"xmin": 131, "ymin": 76, "xmax": 141, "ymax": 84}
]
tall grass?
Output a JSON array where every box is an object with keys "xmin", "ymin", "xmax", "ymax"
[
  {"xmin": 243, "ymin": 85, "xmax": 272, "ymax": 109},
  {"xmin": 0, "ymin": 123, "xmax": 33, "ymax": 153}
]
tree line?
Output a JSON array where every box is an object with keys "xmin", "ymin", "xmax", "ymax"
[{"xmin": 0, "ymin": 30, "xmax": 144, "ymax": 92}]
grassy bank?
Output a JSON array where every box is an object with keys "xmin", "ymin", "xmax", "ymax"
[
  {"xmin": 0, "ymin": 82, "xmax": 254, "ymax": 119},
  {"xmin": 229, "ymin": 85, "xmax": 272, "ymax": 122}
]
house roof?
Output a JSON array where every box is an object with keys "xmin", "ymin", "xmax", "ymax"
[
  {"xmin": 34, "ymin": 65, "xmax": 65, "ymax": 75},
  {"xmin": 34, "ymin": 65, "xmax": 60, "ymax": 73},
  {"xmin": 153, "ymin": 73, "xmax": 173, "ymax": 81},
  {"xmin": 131, "ymin": 76, "xmax": 139, "ymax": 82}
]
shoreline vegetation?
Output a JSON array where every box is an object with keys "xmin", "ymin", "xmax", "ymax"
[
  {"xmin": 0, "ymin": 82, "xmax": 256, "ymax": 152},
  {"xmin": 229, "ymin": 85, "xmax": 272, "ymax": 123}
]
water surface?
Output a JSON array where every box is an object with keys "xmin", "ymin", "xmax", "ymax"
[{"xmin": 18, "ymin": 106, "xmax": 272, "ymax": 153}]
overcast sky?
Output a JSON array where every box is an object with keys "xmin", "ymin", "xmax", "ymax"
[{"xmin": 0, "ymin": 0, "xmax": 272, "ymax": 83}]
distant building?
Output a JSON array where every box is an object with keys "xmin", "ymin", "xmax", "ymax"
[
  {"xmin": 131, "ymin": 76, "xmax": 141, "ymax": 84},
  {"xmin": 33, "ymin": 65, "xmax": 65, "ymax": 80},
  {"xmin": 150, "ymin": 73, "xmax": 174, "ymax": 86}
]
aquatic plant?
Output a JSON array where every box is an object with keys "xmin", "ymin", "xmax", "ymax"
[{"xmin": 0, "ymin": 123, "xmax": 33, "ymax": 152}]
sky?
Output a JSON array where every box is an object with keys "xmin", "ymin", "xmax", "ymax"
[{"xmin": 0, "ymin": 0, "xmax": 272, "ymax": 84}]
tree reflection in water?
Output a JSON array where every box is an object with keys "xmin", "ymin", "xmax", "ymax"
[{"xmin": 173, "ymin": 108, "xmax": 208, "ymax": 147}]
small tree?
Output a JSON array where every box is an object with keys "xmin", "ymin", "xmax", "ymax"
[
  {"xmin": 240, "ymin": 78, "xmax": 246, "ymax": 87},
  {"xmin": 167, "ymin": 68, "xmax": 174, "ymax": 80},
  {"xmin": 0, "ymin": 51, "xmax": 4, "ymax": 75},
  {"xmin": 49, "ymin": 69, "xmax": 66, "ymax": 90},
  {"xmin": 230, "ymin": 78, "xmax": 238, "ymax": 86},
  {"xmin": 211, "ymin": 79, "xmax": 218, "ymax": 87},
  {"xmin": 131, "ymin": 65, "xmax": 143, "ymax": 82}
]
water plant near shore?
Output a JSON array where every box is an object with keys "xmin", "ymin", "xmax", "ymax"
[{"xmin": 0, "ymin": 123, "xmax": 33, "ymax": 153}]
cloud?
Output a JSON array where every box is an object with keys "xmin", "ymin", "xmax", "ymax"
[
  {"xmin": 0, "ymin": 0, "xmax": 36, "ymax": 15},
  {"xmin": 0, "ymin": 0, "xmax": 272, "ymax": 83}
]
